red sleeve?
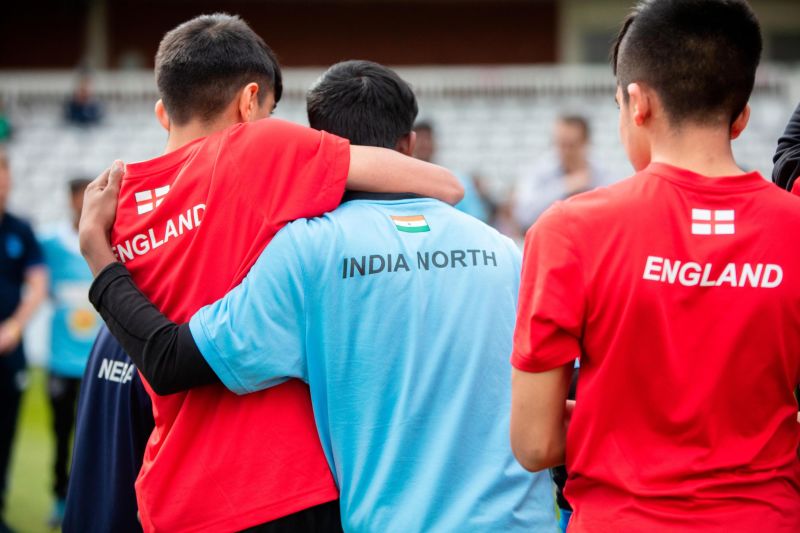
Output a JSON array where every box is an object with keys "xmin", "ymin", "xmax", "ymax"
[
  {"xmin": 222, "ymin": 118, "xmax": 350, "ymax": 223},
  {"xmin": 511, "ymin": 202, "xmax": 585, "ymax": 373}
]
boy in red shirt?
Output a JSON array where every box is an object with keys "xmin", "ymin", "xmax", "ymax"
[
  {"xmin": 82, "ymin": 14, "xmax": 461, "ymax": 533},
  {"xmin": 510, "ymin": 1, "xmax": 800, "ymax": 532}
]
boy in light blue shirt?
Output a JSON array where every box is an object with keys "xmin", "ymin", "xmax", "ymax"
[
  {"xmin": 83, "ymin": 61, "xmax": 558, "ymax": 532},
  {"xmin": 39, "ymin": 178, "xmax": 100, "ymax": 526}
]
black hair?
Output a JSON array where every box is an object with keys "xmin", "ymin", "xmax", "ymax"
[
  {"xmin": 559, "ymin": 115, "xmax": 590, "ymax": 140},
  {"xmin": 155, "ymin": 13, "xmax": 282, "ymax": 126},
  {"xmin": 612, "ymin": 0, "xmax": 762, "ymax": 126},
  {"xmin": 68, "ymin": 178, "xmax": 92, "ymax": 195},
  {"xmin": 306, "ymin": 60, "xmax": 418, "ymax": 148}
]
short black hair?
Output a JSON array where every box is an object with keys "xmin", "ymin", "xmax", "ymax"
[
  {"xmin": 155, "ymin": 13, "xmax": 282, "ymax": 126},
  {"xmin": 559, "ymin": 115, "xmax": 590, "ymax": 140},
  {"xmin": 612, "ymin": 0, "xmax": 762, "ymax": 126},
  {"xmin": 306, "ymin": 60, "xmax": 418, "ymax": 148},
  {"xmin": 68, "ymin": 178, "xmax": 91, "ymax": 195}
]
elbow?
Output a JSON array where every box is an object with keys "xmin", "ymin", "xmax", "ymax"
[
  {"xmin": 138, "ymin": 359, "xmax": 183, "ymax": 396},
  {"xmin": 511, "ymin": 438, "xmax": 565, "ymax": 472},
  {"xmin": 440, "ymin": 169, "xmax": 465, "ymax": 205},
  {"xmin": 148, "ymin": 379, "xmax": 179, "ymax": 397}
]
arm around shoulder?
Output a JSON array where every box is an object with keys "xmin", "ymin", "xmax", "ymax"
[{"xmin": 347, "ymin": 145, "xmax": 464, "ymax": 205}]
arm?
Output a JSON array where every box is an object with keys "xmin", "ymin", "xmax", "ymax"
[
  {"xmin": 0, "ymin": 265, "xmax": 48, "ymax": 353},
  {"xmin": 348, "ymin": 145, "xmax": 463, "ymax": 205},
  {"xmin": 510, "ymin": 203, "xmax": 585, "ymax": 471},
  {"xmin": 510, "ymin": 365, "xmax": 573, "ymax": 471},
  {"xmin": 88, "ymin": 264, "xmax": 217, "ymax": 395},
  {"xmin": 773, "ymin": 102, "xmax": 800, "ymax": 191}
]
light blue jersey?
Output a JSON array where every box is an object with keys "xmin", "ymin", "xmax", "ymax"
[
  {"xmin": 40, "ymin": 223, "xmax": 100, "ymax": 377},
  {"xmin": 191, "ymin": 195, "xmax": 558, "ymax": 533}
]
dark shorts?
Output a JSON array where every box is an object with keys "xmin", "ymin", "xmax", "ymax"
[{"xmin": 238, "ymin": 500, "xmax": 342, "ymax": 533}]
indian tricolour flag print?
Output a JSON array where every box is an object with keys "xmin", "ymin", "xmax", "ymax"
[{"xmin": 391, "ymin": 215, "xmax": 430, "ymax": 233}]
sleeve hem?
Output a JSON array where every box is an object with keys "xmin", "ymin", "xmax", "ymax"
[
  {"xmin": 510, "ymin": 349, "xmax": 577, "ymax": 373},
  {"xmin": 188, "ymin": 314, "xmax": 253, "ymax": 395}
]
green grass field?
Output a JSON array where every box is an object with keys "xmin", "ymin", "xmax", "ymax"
[{"xmin": 5, "ymin": 367, "xmax": 56, "ymax": 533}]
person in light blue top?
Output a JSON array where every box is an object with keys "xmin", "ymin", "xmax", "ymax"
[
  {"xmin": 39, "ymin": 178, "xmax": 100, "ymax": 527},
  {"xmin": 83, "ymin": 61, "xmax": 558, "ymax": 533}
]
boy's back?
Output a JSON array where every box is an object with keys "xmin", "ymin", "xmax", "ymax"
[
  {"xmin": 514, "ymin": 163, "xmax": 800, "ymax": 531},
  {"xmin": 194, "ymin": 196, "xmax": 559, "ymax": 532},
  {"xmin": 113, "ymin": 118, "xmax": 347, "ymax": 531}
]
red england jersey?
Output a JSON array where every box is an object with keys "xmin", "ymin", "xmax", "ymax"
[
  {"xmin": 512, "ymin": 163, "xmax": 800, "ymax": 532},
  {"xmin": 112, "ymin": 118, "xmax": 349, "ymax": 532}
]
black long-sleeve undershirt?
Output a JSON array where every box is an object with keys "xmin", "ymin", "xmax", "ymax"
[
  {"xmin": 773, "ymin": 102, "xmax": 800, "ymax": 191},
  {"xmin": 88, "ymin": 262, "xmax": 220, "ymax": 395}
]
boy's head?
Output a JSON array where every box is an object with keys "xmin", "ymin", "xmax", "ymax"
[
  {"xmin": 612, "ymin": 0, "xmax": 762, "ymax": 170},
  {"xmin": 306, "ymin": 60, "xmax": 418, "ymax": 155},
  {"xmin": 68, "ymin": 178, "xmax": 91, "ymax": 222},
  {"xmin": 155, "ymin": 13, "xmax": 282, "ymax": 128},
  {"xmin": 555, "ymin": 115, "xmax": 590, "ymax": 173},
  {"xmin": 412, "ymin": 121, "xmax": 435, "ymax": 162}
]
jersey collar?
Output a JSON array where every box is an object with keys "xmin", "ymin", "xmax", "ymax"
[{"xmin": 342, "ymin": 192, "xmax": 427, "ymax": 203}]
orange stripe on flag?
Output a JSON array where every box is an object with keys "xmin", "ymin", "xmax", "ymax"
[{"xmin": 390, "ymin": 215, "xmax": 425, "ymax": 222}]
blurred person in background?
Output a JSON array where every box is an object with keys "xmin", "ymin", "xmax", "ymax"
[
  {"xmin": 0, "ymin": 145, "xmax": 47, "ymax": 533},
  {"xmin": 0, "ymin": 101, "xmax": 11, "ymax": 143},
  {"xmin": 773, "ymin": 101, "xmax": 800, "ymax": 194},
  {"xmin": 65, "ymin": 75, "xmax": 103, "ymax": 127},
  {"xmin": 512, "ymin": 115, "xmax": 608, "ymax": 231},
  {"xmin": 414, "ymin": 121, "xmax": 493, "ymax": 222},
  {"xmin": 38, "ymin": 178, "xmax": 100, "ymax": 528}
]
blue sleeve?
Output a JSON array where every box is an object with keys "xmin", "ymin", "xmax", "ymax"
[{"xmin": 189, "ymin": 225, "xmax": 308, "ymax": 395}]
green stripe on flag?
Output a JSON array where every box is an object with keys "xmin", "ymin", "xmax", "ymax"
[{"xmin": 396, "ymin": 225, "xmax": 429, "ymax": 233}]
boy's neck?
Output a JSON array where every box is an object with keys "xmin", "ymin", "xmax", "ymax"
[
  {"xmin": 164, "ymin": 118, "xmax": 235, "ymax": 154},
  {"xmin": 650, "ymin": 123, "xmax": 745, "ymax": 177}
]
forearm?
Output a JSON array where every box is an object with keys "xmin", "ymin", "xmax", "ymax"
[
  {"xmin": 510, "ymin": 365, "xmax": 573, "ymax": 472},
  {"xmin": 347, "ymin": 145, "xmax": 464, "ymax": 205},
  {"xmin": 88, "ymin": 263, "xmax": 219, "ymax": 395},
  {"xmin": 773, "ymin": 102, "xmax": 800, "ymax": 190},
  {"xmin": 10, "ymin": 267, "xmax": 47, "ymax": 326}
]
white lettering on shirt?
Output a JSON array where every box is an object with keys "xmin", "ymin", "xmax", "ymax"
[
  {"xmin": 113, "ymin": 204, "xmax": 206, "ymax": 264},
  {"xmin": 97, "ymin": 358, "xmax": 135, "ymax": 384},
  {"xmin": 642, "ymin": 255, "xmax": 783, "ymax": 288}
]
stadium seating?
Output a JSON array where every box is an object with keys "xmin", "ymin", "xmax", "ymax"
[{"xmin": 1, "ymin": 66, "xmax": 798, "ymax": 228}]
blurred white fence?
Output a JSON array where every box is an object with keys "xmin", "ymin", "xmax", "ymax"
[{"xmin": 2, "ymin": 65, "xmax": 799, "ymax": 227}]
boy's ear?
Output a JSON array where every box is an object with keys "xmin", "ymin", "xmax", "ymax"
[
  {"xmin": 627, "ymin": 83, "xmax": 651, "ymax": 127},
  {"xmin": 730, "ymin": 104, "xmax": 750, "ymax": 140},
  {"xmin": 395, "ymin": 132, "xmax": 417, "ymax": 157},
  {"xmin": 155, "ymin": 99, "xmax": 170, "ymax": 132},
  {"xmin": 237, "ymin": 83, "xmax": 260, "ymax": 122}
]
